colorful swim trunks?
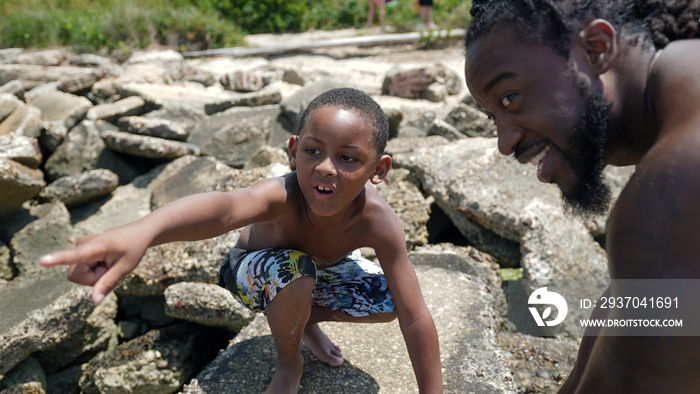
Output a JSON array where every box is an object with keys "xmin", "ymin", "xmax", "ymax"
[{"xmin": 219, "ymin": 248, "xmax": 395, "ymax": 317}]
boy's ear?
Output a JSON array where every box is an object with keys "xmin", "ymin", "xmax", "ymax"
[
  {"xmin": 370, "ymin": 154, "xmax": 392, "ymax": 185},
  {"xmin": 577, "ymin": 19, "xmax": 617, "ymax": 74},
  {"xmin": 287, "ymin": 135, "xmax": 299, "ymax": 169}
]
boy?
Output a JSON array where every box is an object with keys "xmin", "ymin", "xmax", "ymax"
[{"xmin": 40, "ymin": 88, "xmax": 443, "ymax": 393}]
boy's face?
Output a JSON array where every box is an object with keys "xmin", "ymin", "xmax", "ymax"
[
  {"xmin": 288, "ymin": 105, "xmax": 391, "ymax": 218},
  {"xmin": 465, "ymin": 27, "xmax": 611, "ymax": 215}
]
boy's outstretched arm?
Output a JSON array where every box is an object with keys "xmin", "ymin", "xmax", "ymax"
[
  {"xmin": 40, "ymin": 178, "xmax": 287, "ymax": 305},
  {"xmin": 373, "ymin": 217, "xmax": 443, "ymax": 393}
]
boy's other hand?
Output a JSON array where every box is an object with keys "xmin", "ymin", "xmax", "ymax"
[{"xmin": 39, "ymin": 230, "xmax": 146, "ymax": 305}]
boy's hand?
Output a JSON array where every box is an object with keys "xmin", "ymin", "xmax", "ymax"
[{"xmin": 39, "ymin": 227, "xmax": 148, "ymax": 305}]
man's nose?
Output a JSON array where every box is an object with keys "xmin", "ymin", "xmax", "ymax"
[
  {"xmin": 316, "ymin": 156, "xmax": 337, "ymax": 176},
  {"xmin": 495, "ymin": 118, "xmax": 525, "ymax": 157}
]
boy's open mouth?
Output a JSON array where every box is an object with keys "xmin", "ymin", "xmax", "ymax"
[{"xmin": 313, "ymin": 184, "xmax": 335, "ymax": 200}]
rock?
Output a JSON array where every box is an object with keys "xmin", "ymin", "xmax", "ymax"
[
  {"xmin": 0, "ymin": 134, "xmax": 42, "ymax": 169},
  {"xmin": 38, "ymin": 169, "xmax": 119, "ymax": 208},
  {"xmin": 43, "ymin": 120, "xmax": 145, "ymax": 184},
  {"xmin": 164, "ymin": 282, "xmax": 254, "ymax": 331},
  {"xmin": 0, "ymin": 355, "xmax": 47, "ymax": 393},
  {"xmin": 149, "ymin": 156, "xmax": 238, "ymax": 210},
  {"xmin": 244, "ymin": 145, "xmax": 288, "ymax": 169},
  {"xmin": 0, "ymin": 279, "xmax": 93, "ymax": 377},
  {"xmin": 10, "ymin": 202, "xmax": 75, "ymax": 277},
  {"xmin": 382, "ymin": 63, "xmax": 462, "ymax": 99},
  {"xmin": 117, "ymin": 116, "xmax": 189, "ymax": 141},
  {"xmin": 86, "ymin": 95, "xmax": 148, "ymax": 124},
  {"xmin": 14, "ymin": 49, "xmax": 65, "ymax": 66},
  {"xmin": 0, "ymin": 48, "xmax": 22, "ymax": 64},
  {"xmin": 69, "ymin": 53, "xmax": 113, "ymax": 67},
  {"xmin": 193, "ymin": 245, "xmax": 514, "ymax": 393},
  {"xmin": 0, "ymin": 101, "xmax": 43, "ymax": 139},
  {"xmin": 36, "ymin": 293, "xmax": 119, "ymax": 373},
  {"xmin": 427, "ymin": 118, "xmax": 463, "ymax": 141},
  {"xmin": 445, "ymin": 103, "xmax": 496, "ymax": 138},
  {"xmin": 187, "ymin": 107, "xmax": 271, "ymax": 167},
  {"xmin": 124, "ymin": 49, "xmax": 184, "ymax": 80},
  {"xmin": 58, "ymin": 70, "xmax": 102, "ymax": 95},
  {"xmin": 115, "ymin": 81, "xmax": 235, "ymax": 114},
  {"xmin": 0, "ymin": 158, "xmax": 46, "ymax": 220},
  {"xmin": 421, "ymin": 82, "xmax": 447, "ymax": 102},
  {"xmin": 79, "ymin": 323, "xmax": 227, "ymax": 394},
  {"xmin": 103, "ymin": 130, "xmax": 200, "ymax": 159},
  {"xmin": 0, "ymin": 240, "xmax": 11, "ymax": 281},
  {"xmin": 45, "ymin": 364, "xmax": 82, "ymax": 394},
  {"xmin": 0, "ymin": 93, "xmax": 22, "ymax": 122},
  {"xmin": 373, "ymin": 168, "xmax": 431, "ymax": 248},
  {"xmin": 204, "ymin": 87, "xmax": 282, "ymax": 115},
  {"xmin": 26, "ymin": 88, "xmax": 93, "ymax": 151},
  {"xmin": 0, "ymin": 80, "xmax": 26, "ymax": 100},
  {"xmin": 279, "ymin": 78, "xmax": 347, "ymax": 132},
  {"xmin": 0, "ymin": 64, "xmax": 94, "ymax": 89},
  {"xmin": 115, "ymin": 231, "xmax": 239, "ymax": 298},
  {"xmin": 221, "ymin": 69, "xmax": 275, "ymax": 92}
]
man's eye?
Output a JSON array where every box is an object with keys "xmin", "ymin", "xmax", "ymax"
[
  {"xmin": 500, "ymin": 93, "xmax": 517, "ymax": 108},
  {"xmin": 341, "ymin": 155, "xmax": 357, "ymax": 163}
]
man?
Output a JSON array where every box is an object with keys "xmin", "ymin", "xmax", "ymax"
[{"xmin": 464, "ymin": 0, "xmax": 700, "ymax": 392}]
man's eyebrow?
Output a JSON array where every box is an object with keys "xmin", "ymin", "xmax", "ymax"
[{"xmin": 483, "ymin": 72, "xmax": 516, "ymax": 95}]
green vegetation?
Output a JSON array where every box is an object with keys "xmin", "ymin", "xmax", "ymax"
[
  {"xmin": 501, "ymin": 268, "xmax": 524, "ymax": 281},
  {"xmin": 0, "ymin": 0, "xmax": 471, "ymax": 52}
]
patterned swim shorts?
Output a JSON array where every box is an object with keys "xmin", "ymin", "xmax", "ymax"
[{"xmin": 219, "ymin": 248, "xmax": 395, "ymax": 317}]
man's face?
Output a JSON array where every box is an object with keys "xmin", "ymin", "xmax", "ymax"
[{"xmin": 465, "ymin": 28, "xmax": 611, "ymax": 216}]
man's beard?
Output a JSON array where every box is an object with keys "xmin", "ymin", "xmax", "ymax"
[{"xmin": 560, "ymin": 72, "xmax": 612, "ymax": 218}]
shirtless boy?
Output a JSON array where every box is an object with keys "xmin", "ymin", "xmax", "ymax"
[
  {"xmin": 40, "ymin": 88, "xmax": 443, "ymax": 393},
  {"xmin": 464, "ymin": 0, "xmax": 700, "ymax": 392}
]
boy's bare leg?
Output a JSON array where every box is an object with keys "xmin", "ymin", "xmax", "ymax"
[
  {"xmin": 302, "ymin": 306, "xmax": 397, "ymax": 367},
  {"xmin": 264, "ymin": 276, "xmax": 316, "ymax": 394}
]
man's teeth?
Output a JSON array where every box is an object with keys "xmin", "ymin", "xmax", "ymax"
[
  {"xmin": 529, "ymin": 145, "xmax": 550, "ymax": 167},
  {"xmin": 316, "ymin": 186, "xmax": 331, "ymax": 192}
]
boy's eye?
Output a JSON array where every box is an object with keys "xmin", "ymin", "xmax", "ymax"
[
  {"xmin": 341, "ymin": 155, "xmax": 357, "ymax": 163},
  {"xmin": 499, "ymin": 93, "xmax": 517, "ymax": 108},
  {"xmin": 305, "ymin": 148, "xmax": 320, "ymax": 155}
]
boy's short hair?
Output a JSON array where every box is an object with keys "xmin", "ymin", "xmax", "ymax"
[{"xmin": 297, "ymin": 87, "xmax": 389, "ymax": 156}]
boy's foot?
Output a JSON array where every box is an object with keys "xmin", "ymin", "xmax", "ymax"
[
  {"xmin": 302, "ymin": 323, "xmax": 344, "ymax": 366},
  {"xmin": 266, "ymin": 352, "xmax": 303, "ymax": 394}
]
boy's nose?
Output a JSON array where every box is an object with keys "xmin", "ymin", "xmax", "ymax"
[{"xmin": 316, "ymin": 156, "xmax": 337, "ymax": 176}]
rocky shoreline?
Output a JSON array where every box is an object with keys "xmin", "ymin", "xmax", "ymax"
[{"xmin": 1, "ymin": 33, "xmax": 632, "ymax": 393}]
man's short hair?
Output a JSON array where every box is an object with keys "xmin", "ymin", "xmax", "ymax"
[{"xmin": 297, "ymin": 87, "xmax": 389, "ymax": 156}]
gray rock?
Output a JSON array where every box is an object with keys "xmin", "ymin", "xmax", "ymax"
[
  {"xmin": 187, "ymin": 107, "xmax": 270, "ymax": 168},
  {"xmin": 46, "ymin": 364, "xmax": 82, "ymax": 394},
  {"xmin": 220, "ymin": 69, "xmax": 275, "ymax": 92},
  {"xmin": 38, "ymin": 169, "xmax": 119, "ymax": 208},
  {"xmin": 0, "ymin": 80, "xmax": 26, "ymax": 100},
  {"xmin": 79, "ymin": 323, "xmax": 226, "ymax": 394},
  {"xmin": 26, "ymin": 88, "xmax": 93, "ymax": 151},
  {"xmin": 279, "ymin": 78, "xmax": 347, "ymax": 132},
  {"xmin": 68, "ymin": 53, "xmax": 113, "ymax": 67},
  {"xmin": 385, "ymin": 135, "xmax": 449, "ymax": 156},
  {"xmin": 0, "ymin": 279, "xmax": 93, "ymax": 377},
  {"xmin": 14, "ymin": 49, "xmax": 65, "ymax": 66},
  {"xmin": 0, "ymin": 101, "xmax": 43, "ymax": 139},
  {"xmin": 0, "ymin": 48, "xmax": 22, "ymax": 64},
  {"xmin": 116, "ymin": 81, "xmax": 236, "ymax": 114},
  {"xmin": 204, "ymin": 87, "xmax": 282, "ymax": 115},
  {"xmin": 10, "ymin": 202, "xmax": 75, "ymax": 277},
  {"xmin": 57, "ymin": 70, "xmax": 102, "ymax": 94},
  {"xmin": 103, "ymin": 130, "xmax": 200, "ymax": 159},
  {"xmin": 373, "ymin": 168, "xmax": 431, "ymax": 248},
  {"xmin": 0, "ymin": 93, "xmax": 22, "ymax": 122},
  {"xmin": 0, "ymin": 134, "xmax": 42, "ymax": 169},
  {"xmin": 124, "ymin": 49, "xmax": 184, "ymax": 79},
  {"xmin": 445, "ymin": 103, "xmax": 496, "ymax": 138},
  {"xmin": 427, "ymin": 118, "xmax": 463, "ymax": 141},
  {"xmin": 0, "ymin": 64, "xmax": 94, "ymax": 88},
  {"xmin": 115, "ymin": 231, "xmax": 239, "ymax": 298},
  {"xmin": 117, "ymin": 116, "xmax": 189, "ymax": 141},
  {"xmin": 0, "ymin": 355, "xmax": 47, "ymax": 393},
  {"xmin": 243, "ymin": 145, "xmax": 288, "ymax": 169},
  {"xmin": 193, "ymin": 245, "xmax": 514, "ymax": 393},
  {"xmin": 164, "ymin": 282, "xmax": 254, "ymax": 331},
  {"xmin": 0, "ymin": 158, "xmax": 46, "ymax": 220},
  {"xmin": 0, "ymin": 240, "xmax": 11, "ymax": 281},
  {"xmin": 420, "ymin": 82, "xmax": 447, "ymax": 102},
  {"xmin": 149, "ymin": 156, "xmax": 238, "ymax": 211},
  {"xmin": 43, "ymin": 119, "xmax": 144, "ymax": 184},
  {"xmin": 36, "ymin": 293, "xmax": 119, "ymax": 373},
  {"xmin": 86, "ymin": 95, "xmax": 148, "ymax": 124}
]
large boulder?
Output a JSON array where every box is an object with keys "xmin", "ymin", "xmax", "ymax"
[{"xmin": 0, "ymin": 158, "xmax": 46, "ymax": 220}]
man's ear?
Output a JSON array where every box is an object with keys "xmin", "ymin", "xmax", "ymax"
[
  {"xmin": 578, "ymin": 19, "xmax": 617, "ymax": 74},
  {"xmin": 370, "ymin": 154, "xmax": 392, "ymax": 185},
  {"xmin": 287, "ymin": 135, "xmax": 299, "ymax": 169}
]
